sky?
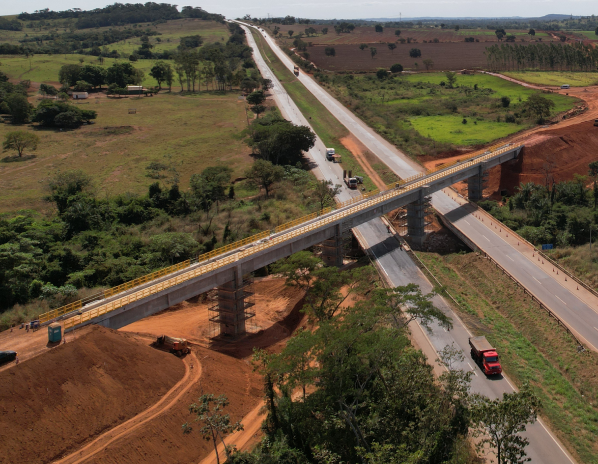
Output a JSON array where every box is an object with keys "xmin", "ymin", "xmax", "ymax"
[{"xmin": 4, "ymin": 0, "xmax": 598, "ymax": 20}]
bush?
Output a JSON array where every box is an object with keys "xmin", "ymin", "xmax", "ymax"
[
  {"xmin": 390, "ymin": 63, "xmax": 403, "ymax": 73},
  {"xmin": 376, "ymin": 68, "xmax": 388, "ymax": 80},
  {"xmin": 33, "ymin": 100, "xmax": 97, "ymax": 128},
  {"xmin": 409, "ymin": 48, "xmax": 422, "ymax": 58},
  {"xmin": 501, "ymin": 96, "xmax": 511, "ymax": 108}
]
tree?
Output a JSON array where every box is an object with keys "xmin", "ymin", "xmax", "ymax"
[
  {"xmin": 528, "ymin": 28, "xmax": 536, "ymax": 37},
  {"xmin": 359, "ymin": 43, "xmax": 369, "ymax": 51},
  {"xmin": 387, "ymin": 42, "xmax": 397, "ymax": 54},
  {"xmin": 183, "ymin": 394, "xmax": 243, "ymax": 464},
  {"xmin": 409, "ymin": 48, "xmax": 422, "ymax": 58},
  {"xmin": 395, "ymin": 29, "xmax": 401, "ymax": 36},
  {"xmin": 312, "ymin": 179, "xmax": 342, "ymax": 210},
  {"xmin": 149, "ymin": 61, "xmax": 172, "ymax": 90},
  {"xmin": 74, "ymin": 80, "xmax": 92, "ymax": 92},
  {"xmin": 246, "ymin": 90, "xmax": 266, "ymax": 106},
  {"xmin": 3, "ymin": 131, "xmax": 39, "ymax": 157},
  {"xmin": 261, "ymin": 78, "xmax": 273, "ymax": 92},
  {"xmin": 390, "ymin": 63, "xmax": 403, "ymax": 73},
  {"xmin": 6, "ymin": 94, "xmax": 31, "ymax": 124},
  {"xmin": 245, "ymin": 160, "xmax": 284, "ymax": 197},
  {"xmin": 472, "ymin": 385, "xmax": 541, "ymax": 464},
  {"xmin": 106, "ymin": 62, "xmax": 143, "ymax": 88},
  {"xmin": 525, "ymin": 94, "xmax": 555, "ymax": 123},
  {"xmin": 325, "ymin": 47, "xmax": 336, "ymax": 57},
  {"xmin": 39, "ymin": 83, "xmax": 58, "ymax": 96},
  {"xmin": 58, "ymin": 64, "xmax": 81, "ymax": 87},
  {"xmin": 595, "ymin": 26, "xmax": 598, "ymax": 36},
  {"xmin": 445, "ymin": 71, "xmax": 457, "ymax": 88},
  {"xmin": 376, "ymin": 68, "xmax": 388, "ymax": 80},
  {"xmin": 80, "ymin": 65, "xmax": 106, "ymax": 89},
  {"xmin": 288, "ymin": 30, "xmax": 294, "ymax": 37},
  {"xmin": 321, "ymin": 27, "xmax": 328, "ymax": 35},
  {"xmin": 370, "ymin": 47, "xmax": 377, "ymax": 59},
  {"xmin": 190, "ymin": 166, "xmax": 233, "ymax": 211},
  {"xmin": 375, "ymin": 24, "xmax": 383, "ymax": 33},
  {"xmin": 423, "ymin": 59, "xmax": 434, "ymax": 70},
  {"xmin": 501, "ymin": 96, "xmax": 511, "ymax": 108},
  {"xmin": 495, "ymin": 30, "xmax": 505, "ymax": 41}
]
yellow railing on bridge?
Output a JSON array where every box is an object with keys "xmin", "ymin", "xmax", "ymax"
[{"xmin": 58, "ymin": 143, "xmax": 521, "ymax": 330}]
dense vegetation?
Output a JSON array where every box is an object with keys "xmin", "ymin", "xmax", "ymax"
[
  {"xmin": 486, "ymin": 42, "xmax": 598, "ymax": 71},
  {"xmin": 225, "ymin": 253, "xmax": 540, "ymax": 464},
  {"xmin": 17, "ymin": 3, "xmax": 223, "ymax": 28},
  {"xmin": 480, "ymin": 173, "xmax": 598, "ymax": 247},
  {"xmin": 0, "ymin": 17, "xmax": 23, "ymax": 31}
]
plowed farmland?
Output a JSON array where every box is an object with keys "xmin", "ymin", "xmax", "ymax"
[{"xmin": 308, "ymin": 42, "xmax": 491, "ymax": 71}]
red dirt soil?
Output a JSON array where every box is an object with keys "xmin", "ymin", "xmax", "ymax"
[
  {"xmin": 488, "ymin": 120, "xmax": 598, "ymax": 196},
  {"xmin": 0, "ymin": 326, "xmax": 185, "ymax": 464}
]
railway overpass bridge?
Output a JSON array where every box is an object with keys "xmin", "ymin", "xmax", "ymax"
[{"xmin": 42, "ymin": 144, "xmax": 522, "ymax": 337}]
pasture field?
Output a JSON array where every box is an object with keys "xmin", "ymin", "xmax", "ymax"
[
  {"xmin": 0, "ymin": 91, "xmax": 252, "ymax": 211},
  {"xmin": 0, "ymin": 18, "xmax": 228, "ymax": 50},
  {"xmin": 575, "ymin": 31, "xmax": 598, "ymax": 40},
  {"xmin": 502, "ymin": 71, "xmax": 598, "ymax": 87}
]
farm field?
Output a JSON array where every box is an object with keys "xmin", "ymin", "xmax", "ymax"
[
  {"xmin": 575, "ymin": 31, "xmax": 598, "ymax": 40},
  {"xmin": 0, "ymin": 91, "xmax": 251, "ymax": 212},
  {"xmin": 308, "ymin": 42, "xmax": 492, "ymax": 71},
  {"xmin": 270, "ymin": 24, "xmax": 552, "ymax": 45},
  {"xmin": 503, "ymin": 71, "xmax": 598, "ymax": 87}
]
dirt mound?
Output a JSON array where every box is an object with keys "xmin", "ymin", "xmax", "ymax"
[
  {"xmin": 84, "ymin": 345, "xmax": 263, "ymax": 464},
  {"xmin": 488, "ymin": 120, "xmax": 598, "ymax": 196},
  {"xmin": 0, "ymin": 326, "xmax": 185, "ymax": 464}
]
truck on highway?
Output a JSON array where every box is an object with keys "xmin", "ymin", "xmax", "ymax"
[
  {"xmin": 293, "ymin": 66, "xmax": 300, "ymax": 76},
  {"xmin": 326, "ymin": 148, "xmax": 335, "ymax": 161},
  {"xmin": 156, "ymin": 335, "xmax": 190, "ymax": 357},
  {"xmin": 469, "ymin": 336, "xmax": 502, "ymax": 375},
  {"xmin": 343, "ymin": 170, "xmax": 358, "ymax": 189}
]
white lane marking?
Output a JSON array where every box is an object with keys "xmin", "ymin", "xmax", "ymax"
[
  {"xmin": 464, "ymin": 220, "xmax": 471, "ymax": 225},
  {"xmin": 467, "ymin": 362, "xmax": 474, "ymax": 370},
  {"xmin": 482, "ymin": 235, "xmax": 491, "ymax": 242},
  {"xmin": 533, "ymin": 276, "xmax": 542, "ymax": 284},
  {"xmin": 507, "ymin": 255, "xmax": 514, "ymax": 261},
  {"xmin": 555, "ymin": 295, "xmax": 567, "ymax": 306},
  {"xmin": 443, "ymin": 327, "xmax": 447, "ymax": 332}
]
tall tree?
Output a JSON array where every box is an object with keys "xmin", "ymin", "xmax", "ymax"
[
  {"xmin": 149, "ymin": 61, "xmax": 172, "ymax": 90},
  {"xmin": 387, "ymin": 42, "xmax": 397, "ymax": 54},
  {"xmin": 245, "ymin": 160, "xmax": 284, "ymax": 198},
  {"xmin": 370, "ymin": 47, "xmax": 377, "ymax": 59}
]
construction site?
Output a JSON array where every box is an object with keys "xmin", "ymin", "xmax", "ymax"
[{"xmin": 4, "ymin": 20, "xmax": 598, "ymax": 464}]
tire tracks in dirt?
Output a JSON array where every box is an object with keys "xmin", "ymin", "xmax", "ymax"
[{"xmin": 53, "ymin": 350, "xmax": 201, "ymax": 464}]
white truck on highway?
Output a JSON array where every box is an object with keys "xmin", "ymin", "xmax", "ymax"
[{"xmin": 326, "ymin": 148, "xmax": 335, "ymax": 161}]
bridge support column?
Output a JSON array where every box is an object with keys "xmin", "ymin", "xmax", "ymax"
[
  {"xmin": 209, "ymin": 266, "xmax": 255, "ymax": 339},
  {"xmin": 407, "ymin": 186, "xmax": 431, "ymax": 247},
  {"xmin": 321, "ymin": 223, "xmax": 343, "ymax": 267},
  {"xmin": 467, "ymin": 164, "xmax": 489, "ymax": 201}
]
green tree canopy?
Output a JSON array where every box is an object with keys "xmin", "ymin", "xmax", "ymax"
[
  {"xmin": 2, "ymin": 131, "xmax": 39, "ymax": 157},
  {"xmin": 244, "ymin": 159, "xmax": 284, "ymax": 198}
]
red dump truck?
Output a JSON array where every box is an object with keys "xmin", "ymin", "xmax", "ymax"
[
  {"xmin": 156, "ymin": 335, "xmax": 190, "ymax": 356},
  {"xmin": 469, "ymin": 336, "xmax": 502, "ymax": 375}
]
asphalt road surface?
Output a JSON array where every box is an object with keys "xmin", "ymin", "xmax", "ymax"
[{"xmin": 241, "ymin": 23, "xmax": 577, "ymax": 463}]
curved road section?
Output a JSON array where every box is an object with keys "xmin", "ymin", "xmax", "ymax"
[{"xmin": 240, "ymin": 23, "xmax": 577, "ymax": 464}]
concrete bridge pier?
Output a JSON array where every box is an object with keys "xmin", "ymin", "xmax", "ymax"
[
  {"xmin": 407, "ymin": 186, "xmax": 431, "ymax": 247},
  {"xmin": 321, "ymin": 223, "xmax": 343, "ymax": 267},
  {"xmin": 209, "ymin": 265, "xmax": 255, "ymax": 338},
  {"xmin": 467, "ymin": 163, "xmax": 489, "ymax": 201}
]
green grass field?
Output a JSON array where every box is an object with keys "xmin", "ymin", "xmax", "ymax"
[
  {"xmin": 576, "ymin": 31, "xmax": 598, "ymax": 40},
  {"xmin": 410, "ymin": 115, "xmax": 522, "ymax": 145},
  {"xmin": 0, "ymin": 91, "xmax": 251, "ymax": 212},
  {"xmin": 503, "ymin": 71, "xmax": 598, "ymax": 87},
  {"xmin": 403, "ymin": 72, "xmax": 575, "ymax": 112}
]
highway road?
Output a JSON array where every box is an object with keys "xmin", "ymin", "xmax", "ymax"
[
  {"xmin": 241, "ymin": 24, "xmax": 577, "ymax": 463},
  {"xmin": 247, "ymin": 24, "xmax": 598, "ymax": 353}
]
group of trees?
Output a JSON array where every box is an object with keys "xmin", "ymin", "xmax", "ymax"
[
  {"xmin": 0, "ymin": 17, "xmax": 23, "ymax": 31},
  {"xmin": 17, "ymin": 3, "xmax": 223, "ymax": 29},
  {"xmin": 0, "ymin": 73, "xmax": 33, "ymax": 124},
  {"xmin": 481, "ymin": 165, "xmax": 598, "ymax": 247},
  {"xmin": 486, "ymin": 42, "xmax": 598, "ymax": 71},
  {"xmin": 220, "ymin": 252, "xmax": 541, "ymax": 464}
]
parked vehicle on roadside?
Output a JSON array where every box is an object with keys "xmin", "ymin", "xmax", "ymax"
[{"xmin": 469, "ymin": 336, "xmax": 502, "ymax": 375}]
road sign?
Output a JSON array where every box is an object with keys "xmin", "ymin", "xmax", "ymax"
[{"xmin": 541, "ymin": 244, "xmax": 554, "ymax": 250}]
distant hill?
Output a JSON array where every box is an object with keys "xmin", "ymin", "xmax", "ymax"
[{"xmin": 365, "ymin": 14, "xmax": 578, "ymax": 21}]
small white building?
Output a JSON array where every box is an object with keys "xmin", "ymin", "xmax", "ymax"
[
  {"xmin": 72, "ymin": 92, "xmax": 89, "ymax": 100},
  {"xmin": 127, "ymin": 85, "xmax": 143, "ymax": 95}
]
